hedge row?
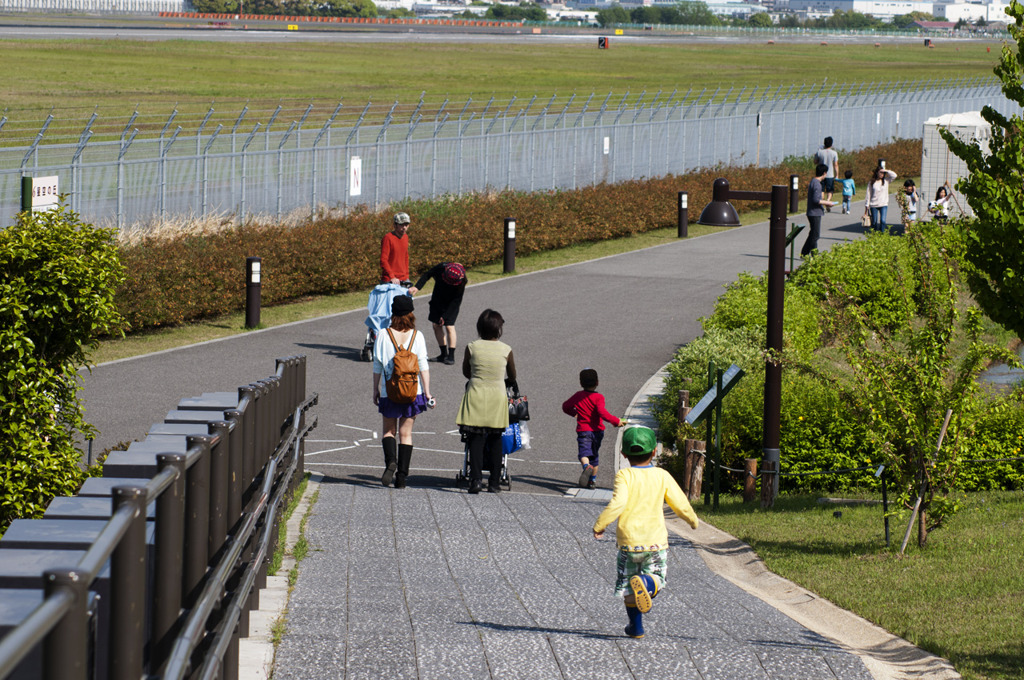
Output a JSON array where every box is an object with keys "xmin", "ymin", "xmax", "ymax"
[{"xmin": 116, "ymin": 140, "xmax": 922, "ymax": 331}]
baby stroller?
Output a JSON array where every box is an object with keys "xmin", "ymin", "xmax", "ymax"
[
  {"xmin": 454, "ymin": 424, "xmax": 517, "ymax": 490},
  {"xmin": 360, "ymin": 283, "xmax": 412, "ymax": 362}
]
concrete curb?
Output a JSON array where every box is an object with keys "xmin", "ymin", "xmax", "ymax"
[
  {"xmin": 614, "ymin": 362, "xmax": 960, "ymax": 680},
  {"xmin": 238, "ymin": 472, "xmax": 324, "ymax": 680}
]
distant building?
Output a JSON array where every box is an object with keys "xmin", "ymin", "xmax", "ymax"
[
  {"xmin": 933, "ymin": 0, "xmax": 1009, "ymax": 22},
  {"xmin": 782, "ymin": 0, "xmax": 932, "ymax": 21}
]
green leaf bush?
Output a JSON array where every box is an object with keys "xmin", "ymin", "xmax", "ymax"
[
  {"xmin": 114, "ymin": 139, "xmax": 921, "ymax": 331},
  {"xmin": 1, "ymin": 205, "xmax": 125, "ymax": 533},
  {"xmin": 655, "ymin": 223, "xmax": 1024, "ymax": 498}
]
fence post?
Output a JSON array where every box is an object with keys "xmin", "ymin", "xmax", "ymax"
[
  {"xmin": 116, "ymin": 128, "xmax": 139, "ymax": 231},
  {"xmin": 195, "ymin": 106, "xmax": 215, "ymax": 213},
  {"xmin": 201, "ymin": 124, "xmax": 223, "ymax": 219},
  {"xmin": 153, "ymin": 453, "xmax": 186, "ymax": 674},
  {"xmin": 43, "ymin": 568, "xmax": 88, "ymax": 680},
  {"xmin": 276, "ymin": 121, "xmax": 297, "ymax": 221},
  {"xmin": 240, "ymin": 123, "xmax": 261, "ymax": 223},
  {"xmin": 159, "ymin": 126, "xmax": 182, "ymax": 222},
  {"xmin": 743, "ymin": 458, "xmax": 757, "ymax": 503},
  {"xmin": 110, "ymin": 486, "xmax": 147, "ymax": 680},
  {"xmin": 70, "ymin": 130, "xmax": 92, "ymax": 215}
]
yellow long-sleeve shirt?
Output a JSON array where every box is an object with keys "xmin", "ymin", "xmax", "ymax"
[{"xmin": 593, "ymin": 465, "xmax": 699, "ymax": 552}]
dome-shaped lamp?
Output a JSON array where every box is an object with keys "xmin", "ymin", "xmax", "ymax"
[{"xmin": 697, "ymin": 178, "xmax": 741, "ymax": 227}]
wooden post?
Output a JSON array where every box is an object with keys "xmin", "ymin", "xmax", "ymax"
[
  {"xmin": 685, "ymin": 439, "xmax": 705, "ymax": 502},
  {"xmin": 760, "ymin": 459, "xmax": 777, "ymax": 509},
  {"xmin": 682, "ymin": 439, "xmax": 694, "ymax": 496},
  {"xmin": 743, "ymin": 458, "xmax": 757, "ymax": 503}
]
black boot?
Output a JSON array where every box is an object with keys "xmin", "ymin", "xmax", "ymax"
[
  {"xmin": 381, "ymin": 437, "xmax": 397, "ymax": 487},
  {"xmin": 396, "ymin": 444, "xmax": 413, "ymax": 489}
]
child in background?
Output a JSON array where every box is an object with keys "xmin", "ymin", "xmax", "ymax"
[
  {"xmin": 903, "ymin": 179, "xmax": 920, "ymax": 224},
  {"xmin": 562, "ymin": 368, "xmax": 622, "ymax": 489},
  {"xmin": 593, "ymin": 427, "xmax": 699, "ymax": 639},
  {"xmin": 839, "ymin": 170, "xmax": 856, "ymax": 215}
]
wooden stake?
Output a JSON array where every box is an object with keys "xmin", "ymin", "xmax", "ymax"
[{"xmin": 899, "ymin": 409, "xmax": 953, "ymax": 555}]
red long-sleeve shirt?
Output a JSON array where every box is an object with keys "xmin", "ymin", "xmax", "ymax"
[
  {"xmin": 562, "ymin": 389, "xmax": 621, "ymax": 432},
  {"xmin": 380, "ymin": 232, "xmax": 409, "ymax": 283}
]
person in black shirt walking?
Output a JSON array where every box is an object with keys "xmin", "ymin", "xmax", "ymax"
[{"xmin": 409, "ymin": 262, "xmax": 467, "ymax": 365}]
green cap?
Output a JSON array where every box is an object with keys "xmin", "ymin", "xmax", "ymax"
[{"xmin": 622, "ymin": 426, "xmax": 657, "ymax": 455}]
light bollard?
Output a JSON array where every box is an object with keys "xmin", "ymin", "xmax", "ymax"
[
  {"xmin": 789, "ymin": 174, "xmax": 799, "ymax": 214},
  {"xmin": 503, "ymin": 218, "xmax": 516, "ymax": 274},
  {"xmin": 678, "ymin": 191, "xmax": 688, "ymax": 238},
  {"xmin": 245, "ymin": 256, "xmax": 261, "ymax": 329}
]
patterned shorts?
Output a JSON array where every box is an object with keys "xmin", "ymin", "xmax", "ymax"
[{"xmin": 613, "ymin": 549, "xmax": 668, "ymax": 597}]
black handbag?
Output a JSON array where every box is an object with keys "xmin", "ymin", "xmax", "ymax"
[{"xmin": 506, "ymin": 379, "xmax": 530, "ymax": 423}]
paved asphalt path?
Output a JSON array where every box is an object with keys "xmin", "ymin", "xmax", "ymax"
[
  {"xmin": 82, "ymin": 211, "xmax": 867, "ymax": 494},
  {"xmin": 80, "ymin": 208, "xmax": 877, "ymax": 678}
]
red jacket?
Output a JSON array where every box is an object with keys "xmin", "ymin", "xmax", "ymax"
[
  {"xmin": 380, "ymin": 232, "xmax": 409, "ymax": 283},
  {"xmin": 562, "ymin": 390, "xmax": 621, "ymax": 432}
]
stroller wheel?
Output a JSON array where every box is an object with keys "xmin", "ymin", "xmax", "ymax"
[{"xmin": 360, "ymin": 347, "xmax": 372, "ymax": 362}]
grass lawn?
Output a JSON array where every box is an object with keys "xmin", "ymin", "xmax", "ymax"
[
  {"xmin": 0, "ymin": 36, "xmax": 1003, "ymax": 142},
  {"xmin": 702, "ymin": 492, "xmax": 1024, "ymax": 680}
]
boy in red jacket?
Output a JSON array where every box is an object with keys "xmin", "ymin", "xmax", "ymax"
[{"xmin": 562, "ymin": 368, "xmax": 623, "ymax": 489}]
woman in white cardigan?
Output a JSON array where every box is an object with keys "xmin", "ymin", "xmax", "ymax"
[{"xmin": 864, "ymin": 165, "xmax": 898, "ymax": 234}]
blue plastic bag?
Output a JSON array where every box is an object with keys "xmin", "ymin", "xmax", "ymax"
[{"xmin": 501, "ymin": 422, "xmax": 522, "ymax": 455}]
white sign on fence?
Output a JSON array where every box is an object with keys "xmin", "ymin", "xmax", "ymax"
[
  {"xmin": 21, "ymin": 175, "xmax": 59, "ymax": 213},
  {"xmin": 350, "ymin": 156, "xmax": 362, "ymax": 197}
]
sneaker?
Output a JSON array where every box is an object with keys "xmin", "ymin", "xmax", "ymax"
[
  {"xmin": 444, "ymin": 354, "xmax": 456, "ymax": 365},
  {"xmin": 381, "ymin": 463, "xmax": 397, "ymax": 487},
  {"xmin": 586, "ymin": 480, "xmax": 596, "ymax": 490},
  {"xmin": 434, "ymin": 353, "xmax": 447, "ymax": 363},
  {"xmin": 825, "ymin": 205, "xmax": 831, "ymax": 212},
  {"xmin": 578, "ymin": 465, "xmax": 594, "ymax": 488},
  {"xmin": 629, "ymin": 575, "xmax": 653, "ymax": 613}
]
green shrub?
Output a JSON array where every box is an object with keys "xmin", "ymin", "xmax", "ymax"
[
  {"xmin": 1, "ymin": 204, "xmax": 125, "ymax": 533},
  {"xmin": 701, "ymin": 271, "xmax": 822, "ymax": 355},
  {"xmin": 789, "ymin": 233, "xmax": 918, "ymax": 331}
]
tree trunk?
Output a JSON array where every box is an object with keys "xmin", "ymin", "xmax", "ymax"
[{"xmin": 918, "ymin": 508, "xmax": 928, "ymax": 547}]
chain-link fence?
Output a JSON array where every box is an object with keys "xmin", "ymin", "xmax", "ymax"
[{"xmin": 1, "ymin": 77, "xmax": 1015, "ymax": 231}]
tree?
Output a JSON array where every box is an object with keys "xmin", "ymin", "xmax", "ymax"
[
  {"xmin": 485, "ymin": 2, "xmax": 546, "ymax": 21},
  {"xmin": 892, "ymin": 11, "xmax": 933, "ymax": 28},
  {"xmin": 805, "ymin": 228, "xmax": 1013, "ymax": 547},
  {"xmin": 675, "ymin": 0, "xmax": 719, "ymax": 26},
  {"xmin": 314, "ymin": 0, "xmax": 376, "ymax": 17},
  {"xmin": 1, "ymin": 204, "xmax": 125, "ymax": 533},
  {"xmin": 748, "ymin": 11, "xmax": 773, "ymax": 27},
  {"xmin": 940, "ymin": 0, "xmax": 1024, "ymax": 342},
  {"xmin": 596, "ymin": 4, "xmax": 629, "ymax": 26}
]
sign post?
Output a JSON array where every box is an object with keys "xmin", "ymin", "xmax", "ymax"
[{"xmin": 685, "ymin": 362, "xmax": 745, "ymax": 509}]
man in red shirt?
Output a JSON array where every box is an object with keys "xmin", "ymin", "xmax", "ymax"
[{"xmin": 381, "ymin": 213, "xmax": 411, "ymax": 284}]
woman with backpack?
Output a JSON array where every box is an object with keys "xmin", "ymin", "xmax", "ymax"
[
  {"xmin": 456, "ymin": 309, "xmax": 517, "ymax": 494},
  {"xmin": 372, "ymin": 295, "xmax": 433, "ymax": 489}
]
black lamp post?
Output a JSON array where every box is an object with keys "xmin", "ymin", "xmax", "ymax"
[{"xmin": 698, "ymin": 178, "xmax": 790, "ymax": 508}]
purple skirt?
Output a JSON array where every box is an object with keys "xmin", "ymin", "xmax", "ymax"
[{"xmin": 378, "ymin": 393, "xmax": 429, "ymax": 419}]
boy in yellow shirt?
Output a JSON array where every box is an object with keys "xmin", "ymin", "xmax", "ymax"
[{"xmin": 592, "ymin": 426, "xmax": 699, "ymax": 639}]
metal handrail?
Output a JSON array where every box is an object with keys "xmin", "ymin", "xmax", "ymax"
[{"xmin": 0, "ymin": 356, "xmax": 313, "ymax": 680}]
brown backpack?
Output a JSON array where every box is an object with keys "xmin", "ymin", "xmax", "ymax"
[{"xmin": 385, "ymin": 328, "xmax": 420, "ymax": 404}]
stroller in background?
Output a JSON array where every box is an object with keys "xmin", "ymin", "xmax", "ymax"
[{"xmin": 360, "ymin": 283, "xmax": 412, "ymax": 362}]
